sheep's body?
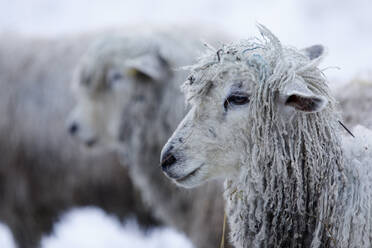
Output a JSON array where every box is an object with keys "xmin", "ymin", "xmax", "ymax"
[
  {"xmin": 223, "ymin": 124, "xmax": 372, "ymax": 247},
  {"xmin": 68, "ymin": 27, "xmax": 234, "ymax": 248},
  {"xmin": 161, "ymin": 26, "xmax": 372, "ymax": 247},
  {"xmin": 0, "ymin": 33, "xmax": 158, "ymax": 248},
  {"xmin": 339, "ymin": 125, "xmax": 372, "ymax": 244}
]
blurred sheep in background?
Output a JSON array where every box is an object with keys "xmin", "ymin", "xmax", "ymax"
[
  {"xmin": 0, "ymin": 33, "xmax": 159, "ymax": 248},
  {"xmin": 67, "ymin": 26, "xmax": 234, "ymax": 248}
]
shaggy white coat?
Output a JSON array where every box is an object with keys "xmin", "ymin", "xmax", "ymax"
[{"xmin": 162, "ymin": 25, "xmax": 372, "ymax": 247}]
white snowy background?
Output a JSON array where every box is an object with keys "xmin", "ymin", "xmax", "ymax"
[
  {"xmin": 0, "ymin": 0, "xmax": 371, "ymax": 247},
  {"xmin": 1, "ymin": 0, "xmax": 372, "ymax": 84}
]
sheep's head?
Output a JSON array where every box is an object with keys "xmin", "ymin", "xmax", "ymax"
[
  {"xmin": 67, "ymin": 35, "xmax": 171, "ymax": 148},
  {"xmin": 161, "ymin": 26, "xmax": 334, "ymax": 188}
]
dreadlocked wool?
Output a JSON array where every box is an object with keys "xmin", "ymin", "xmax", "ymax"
[{"xmin": 182, "ymin": 25, "xmax": 372, "ymax": 247}]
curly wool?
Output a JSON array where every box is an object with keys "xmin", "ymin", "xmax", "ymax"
[{"xmin": 183, "ymin": 25, "xmax": 372, "ymax": 247}]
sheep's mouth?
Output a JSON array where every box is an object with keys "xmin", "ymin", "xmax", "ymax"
[{"xmin": 175, "ymin": 164, "xmax": 203, "ymax": 184}]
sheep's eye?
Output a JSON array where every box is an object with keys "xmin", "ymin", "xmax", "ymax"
[
  {"xmin": 107, "ymin": 70, "xmax": 124, "ymax": 87},
  {"xmin": 224, "ymin": 93, "xmax": 250, "ymax": 110},
  {"xmin": 111, "ymin": 72, "xmax": 123, "ymax": 81},
  {"xmin": 109, "ymin": 72, "xmax": 123, "ymax": 82}
]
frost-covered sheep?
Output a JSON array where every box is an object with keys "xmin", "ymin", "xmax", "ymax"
[
  {"xmin": 0, "ymin": 33, "xmax": 158, "ymax": 248},
  {"xmin": 68, "ymin": 28, "xmax": 234, "ymax": 248},
  {"xmin": 161, "ymin": 25, "xmax": 372, "ymax": 247}
]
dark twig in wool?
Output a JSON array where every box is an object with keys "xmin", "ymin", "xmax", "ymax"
[
  {"xmin": 216, "ymin": 49, "xmax": 223, "ymax": 62},
  {"xmin": 338, "ymin": 120, "xmax": 355, "ymax": 138}
]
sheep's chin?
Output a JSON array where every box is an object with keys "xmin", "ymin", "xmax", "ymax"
[
  {"xmin": 172, "ymin": 165, "xmax": 207, "ymax": 188},
  {"xmin": 172, "ymin": 162, "xmax": 239, "ymax": 188}
]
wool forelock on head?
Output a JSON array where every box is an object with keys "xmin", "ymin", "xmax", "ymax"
[{"xmin": 183, "ymin": 26, "xmax": 347, "ymax": 247}]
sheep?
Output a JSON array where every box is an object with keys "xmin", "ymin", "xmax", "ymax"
[
  {"xmin": 160, "ymin": 25, "xmax": 372, "ymax": 247},
  {"xmin": 67, "ymin": 27, "xmax": 234, "ymax": 248},
  {"xmin": 0, "ymin": 33, "xmax": 158, "ymax": 248}
]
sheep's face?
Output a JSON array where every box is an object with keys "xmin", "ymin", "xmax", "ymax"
[
  {"xmin": 161, "ymin": 39, "xmax": 328, "ymax": 188},
  {"xmin": 160, "ymin": 78, "xmax": 254, "ymax": 187},
  {"xmin": 67, "ymin": 61, "xmax": 129, "ymax": 148},
  {"xmin": 67, "ymin": 37, "xmax": 170, "ymax": 148}
]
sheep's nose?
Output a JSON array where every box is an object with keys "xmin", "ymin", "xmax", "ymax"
[
  {"xmin": 160, "ymin": 145, "xmax": 177, "ymax": 171},
  {"xmin": 68, "ymin": 122, "xmax": 79, "ymax": 135}
]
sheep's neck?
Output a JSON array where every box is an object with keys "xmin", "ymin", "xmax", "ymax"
[{"xmin": 226, "ymin": 136, "xmax": 344, "ymax": 247}]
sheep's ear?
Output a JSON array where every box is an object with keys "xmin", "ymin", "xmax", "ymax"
[
  {"xmin": 281, "ymin": 79, "xmax": 328, "ymax": 113},
  {"xmin": 126, "ymin": 52, "xmax": 170, "ymax": 82},
  {"xmin": 301, "ymin": 44, "xmax": 325, "ymax": 60},
  {"xmin": 285, "ymin": 93, "xmax": 327, "ymax": 112}
]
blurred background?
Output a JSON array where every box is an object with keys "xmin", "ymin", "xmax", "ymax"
[
  {"xmin": 0, "ymin": 0, "xmax": 371, "ymax": 247},
  {"xmin": 2, "ymin": 0, "xmax": 371, "ymax": 83}
]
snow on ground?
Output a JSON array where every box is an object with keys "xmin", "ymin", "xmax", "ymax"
[
  {"xmin": 0, "ymin": 207, "xmax": 194, "ymax": 248},
  {"xmin": 0, "ymin": 222, "xmax": 16, "ymax": 248},
  {"xmin": 40, "ymin": 207, "xmax": 194, "ymax": 248}
]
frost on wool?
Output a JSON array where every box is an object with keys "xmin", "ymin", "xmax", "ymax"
[{"xmin": 181, "ymin": 25, "xmax": 372, "ymax": 247}]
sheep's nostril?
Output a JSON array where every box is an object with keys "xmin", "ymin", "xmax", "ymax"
[
  {"xmin": 160, "ymin": 145, "xmax": 177, "ymax": 171},
  {"xmin": 68, "ymin": 123, "xmax": 79, "ymax": 135},
  {"xmin": 161, "ymin": 154, "xmax": 177, "ymax": 171}
]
